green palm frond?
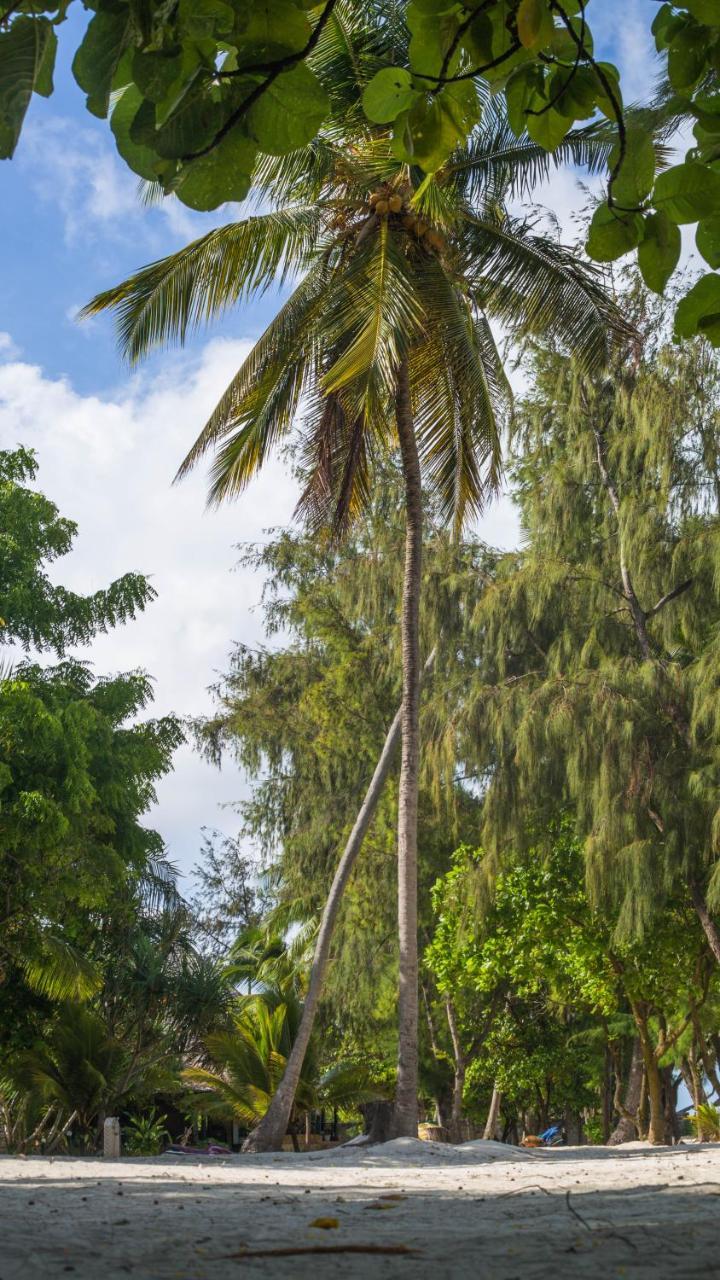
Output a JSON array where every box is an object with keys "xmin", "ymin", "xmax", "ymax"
[
  {"xmin": 461, "ymin": 211, "xmax": 631, "ymax": 372},
  {"xmin": 176, "ymin": 264, "xmax": 330, "ymax": 491},
  {"xmin": 21, "ymin": 934, "xmax": 102, "ymax": 1001},
  {"xmin": 82, "ymin": 208, "xmax": 323, "ymax": 362},
  {"xmin": 324, "ymin": 222, "xmax": 426, "ymax": 420}
]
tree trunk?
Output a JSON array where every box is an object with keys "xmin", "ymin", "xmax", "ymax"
[
  {"xmin": 635, "ymin": 1014, "xmax": 665, "ymax": 1145},
  {"xmin": 242, "ymin": 645, "xmax": 436, "ymax": 1153},
  {"xmin": 391, "ymin": 356, "xmax": 423, "ymax": 1140},
  {"xmin": 444, "ymin": 996, "xmax": 467, "ymax": 1143},
  {"xmin": 689, "ymin": 880, "xmax": 720, "ymax": 966},
  {"xmin": 607, "ymin": 1037, "xmax": 643, "ymax": 1145},
  {"xmin": 483, "ymin": 1085, "xmax": 502, "ymax": 1141}
]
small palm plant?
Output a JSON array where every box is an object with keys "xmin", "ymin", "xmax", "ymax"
[
  {"xmin": 84, "ymin": 4, "xmax": 629, "ymax": 1148},
  {"xmin": 183, "ymin": 986, "xmax": 382, "ymax": 1148}
]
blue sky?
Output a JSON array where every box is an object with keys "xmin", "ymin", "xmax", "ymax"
[{"xmin": 0, "ymin": 1, "xmax": 659, "ymax": 885}]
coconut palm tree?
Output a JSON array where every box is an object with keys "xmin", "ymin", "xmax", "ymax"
[{"xmin": 84, "ymin": 6, "xmax": 627, "ymax": 1147}]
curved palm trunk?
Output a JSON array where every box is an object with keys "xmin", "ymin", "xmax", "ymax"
[
  {"xmin": 392, "ymin": 356, "xmax": 423, "ymax": 1139},
  {"xmin": 242, "ymin": 646, "xmax": 436, "ymax": 1154}
]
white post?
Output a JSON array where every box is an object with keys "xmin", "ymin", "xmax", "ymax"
[{"xmin": 103, "ymin": 1117, "xmax": 121, "ymax": 1159}]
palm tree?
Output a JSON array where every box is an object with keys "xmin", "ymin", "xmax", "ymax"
[
  {"xmin": 84, "ymin": 6, "xmax": 627, "ymax": 1147},
  {"xmin": 183, "ymin": 985, "xmax": 381, "ymax": 1148}
]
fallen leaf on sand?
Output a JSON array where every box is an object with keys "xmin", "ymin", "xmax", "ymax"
[
  {"xmin": 365, "ymin": 1201, "xmax": 399, "ymax": 1210},
  {"xmin": 310, "ymin": 1217, "xmax": 339, "ymax": 1229}
]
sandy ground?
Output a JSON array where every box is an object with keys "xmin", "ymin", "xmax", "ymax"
[{"xmin": 2, "ymin": 1138, "xmax": 719, "ymax": 1279}]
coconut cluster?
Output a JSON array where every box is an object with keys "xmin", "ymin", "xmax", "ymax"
[{"xmin": 367, "ymin": 189, "xmax": 444, "ymax": 252}]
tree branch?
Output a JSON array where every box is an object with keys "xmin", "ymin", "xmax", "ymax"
[{"xmin": 646, "ymin": 579, "xmax": 694, "ymax": 620}]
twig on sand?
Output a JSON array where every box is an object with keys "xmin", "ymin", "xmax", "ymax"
[
  {"xmin": 211, "ymin": 1244, "xmax": 418, "ymax": 1259},
  {"xmin": 565, "ymin": 1189, "xmax": 637, "ymax": 1252}
]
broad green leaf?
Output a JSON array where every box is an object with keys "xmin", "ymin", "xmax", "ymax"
[
  {"xmin": 132, "ymin": 49, "xmax": 184, "ymax": 105},
  {"xmin": 236, "ymin": 0, "xmax": 311, "ymax": 63},
  {"xmin": 72, "ymin": 7, "xmax": 131, "ymax": 118},
  {"xmin": 131, "ymin": 87, "xmax": 224, "ymax": 160},
  {"xmin": 525, "ymin": 99, "xmax": 573, "ymax": 152},
  {"xmin": 668, "ymin": 27, "xmax": 707, "ymax": 92},
  {"xmin": 248, "ymin": 63, "xmax": 328, "ymax": 154},
  {"xmin": 586, "ymin": 203, "xmax": 644, "ymax": 262},
  {"xmin": 111, "ymin": 84, "xmax": 167, "ymax": 181},
  {"xmin": 653, "ymin": 162, "xmax": 720, "ymax": 223},
  {"xmin": 683, "ymin": 0, "xmax": 720, "ymax": 24},
  {"xmin": 363, "ymin": 67, "xmax": 417, "ymax": 124},
  {"xmin": 675, "ymin": 273, "xmax": 720, "ymax": 347},
  {"xmin": 593, "ymin": 61, "xmax": 622, "ymax": 121},
  {"xmin": 408, "ymin": 8, "xmax": 460, "ymax": 80},
  {"xmin": 516, "ymin": 0, "xmax": 554, "ymax": 51},
  {"xmin": 696, "ymin": 216, "xmax": 720, "ymax": 269},
  {"xmin": 549, "ymin": 65, "xmax": 599, "ymax": 122},
  {"xmin": 34, "ymin": 26, "xmax": 57, "ymax": 99},
  {"xmin": 651, "ymin": 3, "xmax": 676, "ymax": 51},
  {"xmin": 638, "ymin": 212, "xmax": 681, "ymax": 292},
  {"xmin": 609, "ymin": 131, "xmax": 656, "ymax": 207},
  {"xmin": 176, "ymin": 129, "xmax": 256, "ymax": 209},
  {"xmin": 505, "ymin": 64, "xmax": 544, "ymax": 136},
  {"xmin": 245, "ymin": 62, "xmax": 325, "ymax": 154},
  {"xmin": 0, "ymin": 15, "xmax": 54, "ymax": 158},
  {"xmin": 178, "ymin": 0, "xmax": 235, "ymax": 38}
]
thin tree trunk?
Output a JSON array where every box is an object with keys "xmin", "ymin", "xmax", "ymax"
[
  {"xmin": 392, "ymin": 355, "xmax": 423, "ymax": 1140},
  {"xmin": 635, "ymin": 1012, "xmax": 665, "ymax": 1145},
  {"xmin": 483, "ymin": 1085, "xmax": 502, "ymax": 1141},
  {"xmin": 689, "ymin": 881, "xmax": 720, "ymax": 967},
  {"xmin": 444, "ymin": 996, "xmax": 466, "ymax": 1143},
  {"xmin": 607, "ymin": 1037, "xmax": 643, "ymax": 1145},
  {"xmin": 242, "ymin": 645, "xmax": 436, "ymax": 1152}
]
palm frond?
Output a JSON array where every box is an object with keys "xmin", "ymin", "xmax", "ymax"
[
  {"xmin": 81, "ymin": 208, "xmax": 323, "ymax": 362},
  {"xmin": 21, "ymin": 935, "xmax": 102, "ymax": 1002}
]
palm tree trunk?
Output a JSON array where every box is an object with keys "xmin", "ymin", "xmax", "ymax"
[
  {"xmin": 242, "ymin": 644, "xmax": 436, "ymax": 1153},
  {"xmin": 607, "ymin": 1036, "xmax": 643, "ymax": 1145},
  {"xmin": 392, "ymin": 355, "xmax": 423, "ymax": 1139}
]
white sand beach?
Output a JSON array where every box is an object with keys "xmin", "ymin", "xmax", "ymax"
[{"xmin": 2, "ymin": 1138, "xmax": 719, "ymax": 1279}]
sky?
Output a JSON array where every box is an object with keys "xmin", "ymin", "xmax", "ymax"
[{"xmin": 0, "ymin": 1, "xmax": 661, "ymax": 888}]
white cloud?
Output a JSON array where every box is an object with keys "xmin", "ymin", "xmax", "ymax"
[
  {"xmin": 0, "ymin": 333, "xmax": 21, "ymax": 361},
  {"xmin": 17, "ymin": 117, "xmax": 222, "ymax": 249},
  {"xmin": 0, "ymin": 337, "xmax": 300, "ymax": 882}
]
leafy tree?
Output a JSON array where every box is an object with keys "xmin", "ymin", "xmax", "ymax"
[
  {"xmin": 84, "ymin": 6, "xmax": 623, "ymax": 1146},
  {"xmin": 0, "ymin": 446, "xmax": 152, "ymax": 654},
  {"xmin": 457, "ymin": 281, "xmax": 720, "ymax": 964},
  {"xmin": 0, "ymin": 444, "xmax": 180, "ymax": 1012},
  {"xmin": 188, "ymin": 829, "xmax": 259, "ymax": 957},
  {"xmin": 427, "ymin": 822, "xmax": 715, "ymax": 1144},
  {"xmin": 4, "ymin": 3, "xmax": 716, "ymax": 339}
]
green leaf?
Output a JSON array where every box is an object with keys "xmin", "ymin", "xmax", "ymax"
[
  {"xmin": 72, "ymin": 6, "xmax": 131, "ymax": 118},
  {"xmin": 133, "ymin": 87, "xmax": 224, "ymax": 161},
  {"xmin": 236, "ymin": 0, "xmax": 311, "ymax": 64},
  {"xmin": 609, "ymin": 131, "xmax": 657, "ymax": 207},
  {"xmin": 586, "ymin": 203, "xmax": 644, "ymax": 263},
  {"xmin": 683, "ymin": 0, "xmax": 720, "ymax": 25},
  {"xmin": 110, "ymin": 84, "xmax": 168, "ymax": 182},
  {"xmin": 132, "ymin": 49, "xmax": 184, "ymax": 105},
  {"xmin": 675, "ymin": 273, "xmax": 720, "ymax": 346},
  {"xmin": 696, "ymin": 216, "xmax": 720, "ymax": 269},
  {"xmin": 668, "ymin": 27, "xmax": 707, "ymax": 92},
  {"xmin": 638, "ymin": 211, "xmax": 681, "ymax": 292},
  {"xmin": 0, "ymin": 15, "xmax": 54, "ymax": 159},
  {"xmin": 505, "ymin": 64, "xmax": 544, "ymax": 136},
  {"xmin": 175, "ymin": 129, "xmax": 256, "ymax": 210},
  {"xmin": 593, "ymin": 61, "xmax": 622, "ymax": 122},
  {"xmin": 548, "ymin": 64, "xmax": 599, "ymax": 122},
  {"xmin": 525, "ymin": 99, "xmax": 573, "ymax": 152},
  {"xmin": 408, "ymin": 7, "xmax": 460, "ymax": 80},
  {"xmin": 248, "ymin": 62, "xmax": 328, "ymax": 153},
  {"xmin": 34, "ymin": 25, "xmax": 57, "ymax": 99},
  {"xmin": 516, "ymin": 0, "xmax": 554, "ymax": 51},
  {"xmin": 362, "ymin": 67, "xmax": 417, "ymax": 124},
  {"xmin": 653, "ymin": 162, "xmax": 720, "ymax": 223}
]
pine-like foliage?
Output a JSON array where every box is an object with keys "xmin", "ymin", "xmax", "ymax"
[{"xmin": 455, "ymin": 279, "xmax": 720, "ymax": 943}]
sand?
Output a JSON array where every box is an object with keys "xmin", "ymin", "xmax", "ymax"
[{"xmin": 2, "ymin": 1137, "xmax": 719, "ymax": 1279}]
